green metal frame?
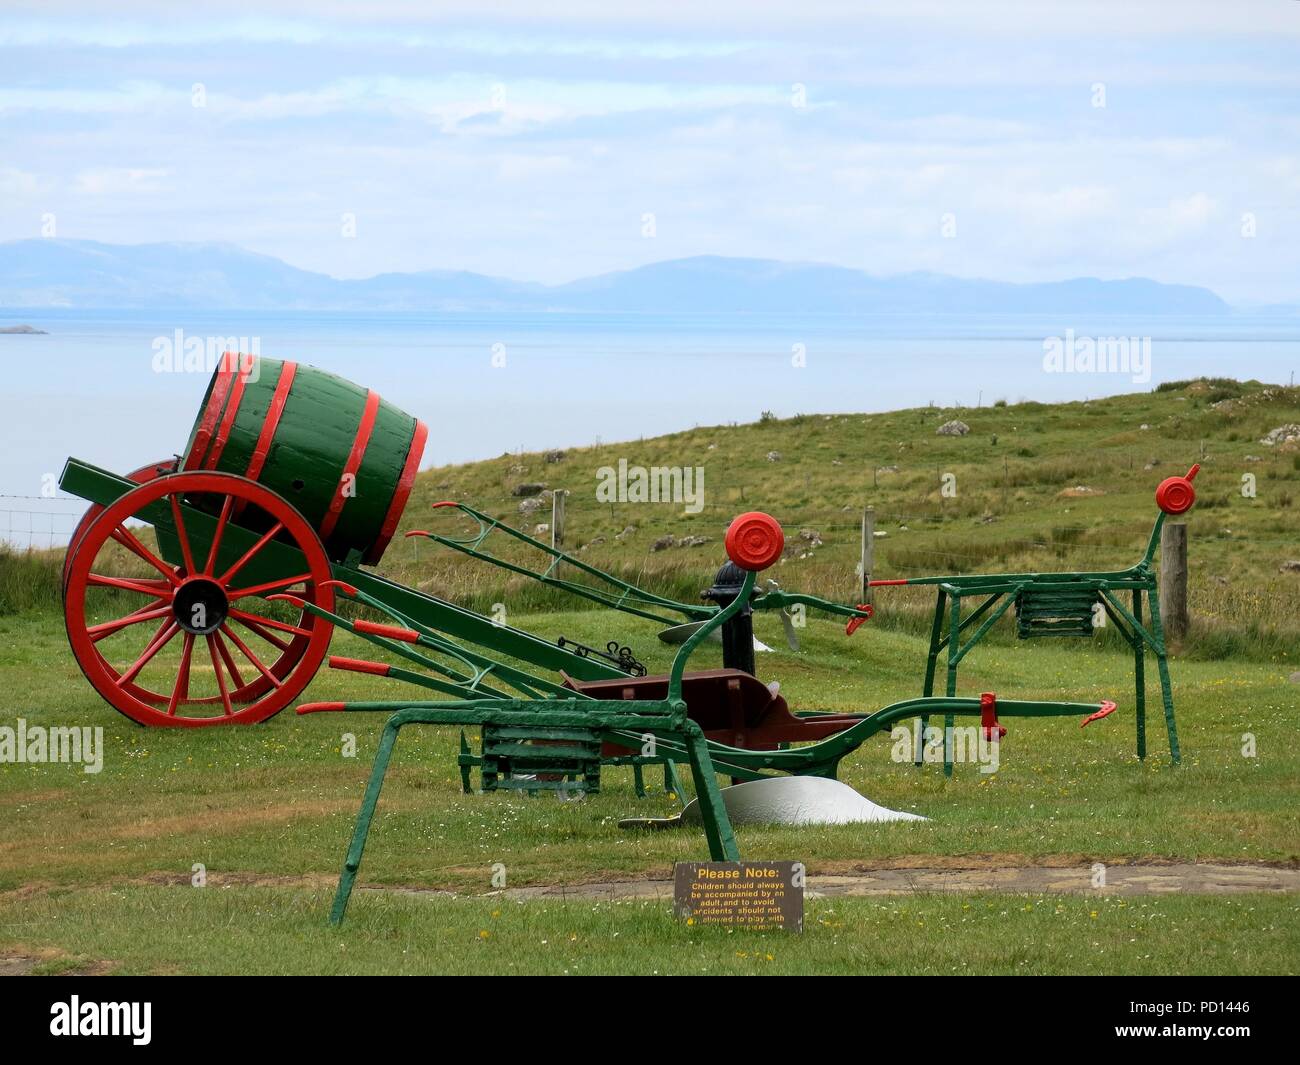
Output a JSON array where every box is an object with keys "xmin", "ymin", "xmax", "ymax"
[
  {"xmin": 886, "ymin": 510, "xmax": 1181, "ymax": 776},
  {"xmin": 315, "ymin": 568, "xmax": 760, "ymax": 924}
]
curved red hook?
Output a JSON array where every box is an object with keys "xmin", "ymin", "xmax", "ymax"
[
  {"xmin": 1081, "ymin": 700, "xmax": 1119, "ymax": 729},
  {"xmin": 845, "ymin": 604, "xmax": 875, "ymax": 636}
]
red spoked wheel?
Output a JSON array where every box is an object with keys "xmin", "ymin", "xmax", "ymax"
[
  {"xmin": 64, "ymin": 472, "xmax": 335, "ymax": 727},
  {"xmin": 62, "ymin": 459, "xmax": 177, "ymax": 590}
]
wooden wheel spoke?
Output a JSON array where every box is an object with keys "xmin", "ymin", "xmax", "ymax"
[
  {"xmin": 212, "ymin": 630, "xmax": 248, "ymax": 689},
  {"xmin": 228, "ymin": 607, "xmax": 311, "ymax": 639},
  {"xmin": 218, "ymin": 521, "xmax": 285, "ymax": 586},
  {"xmin": 206, "ymin": 635, "xmax": 235, "ymax": 716},
  {"xmin": 118, "ymin": 621, "xmax": 180, "ymax": 686},
  {"xmin": 220, "ymin": 624, "xmax": 282, "ymax": 689},
  {"xmin": 87, "ymin": 573, "xmax": 175, "ymax": 598},
  {"xmin": 169, "ymin": 493, "xmax": 198, "ymax": 576},
  {"xmin": 110, "ymin": 525, "xmax": 181, "ymax": 585},
  {"xmin": 233, "ymin": 615, "xmax": 292, "ymax": 653},
  {"xmin": 204, "ymin": 494, "xmax": 236, "ymax": 576},
  {"xmin": 89, "ymin": 604, "xmax": 173, "ymax": 643},
  {"xmin": 227, "ymin": 573, "xmax": 312, "ymax": 601},
  {"xmin": 167, "ymin": 634, "xmax": 196, "ymax": 715}
]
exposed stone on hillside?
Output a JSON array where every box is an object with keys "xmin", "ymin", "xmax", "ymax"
[
  {"xmin": 936, "ymin": 420, "xmax": 970, "ymax": 436},
  {"xmin": 1261, "ymin": 424, "xmax": 1300, "ymax": 447}
]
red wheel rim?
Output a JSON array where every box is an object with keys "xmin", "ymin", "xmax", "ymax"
[
  {"xmin": 62, "ymin": 459, "xmax": 175, "ymax": 590},
  {"xmin": 725, "ymin": 511, "xmax": 785, "ymax": 571},
  {"xmin": 64, "ymin": 472, "xmax": 334, "ymax": 727}
]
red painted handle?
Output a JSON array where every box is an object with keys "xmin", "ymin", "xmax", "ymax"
[
  {"xmin": 869, "ymin": 579, "xmax": 911, "ymax": 587},
  {"xmin": 845, "ymin": 604, "xmax": 874, "ymax": 636},
  {"xmin": 329, "ymin": 656, "xmax": 392, "ymax": 677},
  {"xmin": 1081, "ymin": 700, "xmax": 1119, "ymax": 729},
  {"xmin": 297, "ymin": 702, "xmax": 348, "ymax": 715},
  {"xmin": 353, "ymin": 620, "xmax": 422, "ymax": 643}
]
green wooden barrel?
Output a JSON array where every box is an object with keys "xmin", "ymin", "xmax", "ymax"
[{"xmin": 181, "ymin": 353, "xmax": 428, "ymax": 565}]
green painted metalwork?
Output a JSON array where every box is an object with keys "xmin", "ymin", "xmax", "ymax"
[
  {"xmin": 601, "ymin": 695, "xmax": 1109, "ymax": 781},
  {"xmin": 317, "ymin": 571, "xmax": 757, "ymax": 924},
  {"xmin": 873, "ymin": 483, "xmax": 1189, "ymax": 775},
  {"xmin": 412, "ymin": 501, "xmax": 712, "ymax": 625}
]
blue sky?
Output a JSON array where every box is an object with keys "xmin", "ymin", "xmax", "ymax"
[{"xmin": 2, "ymin": 1, "xmax": 1299, "ymax": 302}]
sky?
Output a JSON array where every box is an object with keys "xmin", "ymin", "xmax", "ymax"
[{"xmin": 1, "ymin": 1, "xmax": 1299, "ymax": 302}]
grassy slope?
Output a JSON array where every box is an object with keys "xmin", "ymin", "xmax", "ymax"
[{"xmin": 385, "ymin": 377, "xmax": 1300, "ymax": 659}]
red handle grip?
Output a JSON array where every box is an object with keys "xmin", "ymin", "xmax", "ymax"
[
  {"xmin": 1081, "ymin": 700, "xmax": 1119, "ymax": 729},
  {"xmin": 353, "ymin": 620, "xmax": 422, "ymax": 643},
  {"xmin": 845, "ymin": 604, "xmax": 874, "ymax": 636},
  {"xmin": 297, "ymin": 702, "xmax": 348, "ymax": 715}
]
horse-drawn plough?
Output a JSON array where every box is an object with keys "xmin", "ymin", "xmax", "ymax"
[{"xmin": 59, "ymin": 354, "xmax": 1189, "ymax": 922}]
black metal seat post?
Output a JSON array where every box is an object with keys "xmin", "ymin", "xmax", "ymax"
[{"xmin": 705, "ymin": 560, "xmax": 756, "ymax": 676}]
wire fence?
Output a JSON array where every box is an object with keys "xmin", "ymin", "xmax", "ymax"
[{"xmin": 0, "ymin": 501, "xmax": 85, "ymax": 550}]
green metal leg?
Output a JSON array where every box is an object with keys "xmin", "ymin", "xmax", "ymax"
[
  {"xmin": 944, "ymin": 593, "xmax": 961, "ymax": 777},
  {"xmin": 664, "ymin": 758, "xmax": 684, "ymax": 802},
  {"xmin": 918, "ymin": 590, "xmax": 947, "ymax": 766},
  {"xmin": 683, "ymin": 726, "xmax": 740, "ymax": 861},
  {"xmin": 1145, "ymin": 589, "xmax": 1182, "ymax": 764},
  {"xmin": 458, "ymin": 731, "xmax": 474, "ymax": 793},
  {"xmin": 632, "ymin": 763, "xmax": 645, "ymax": 798},
  {"xmin": 330, "ymin": 718, "xmax": 402, "ymax": 926},
  {"xmin": 1132, "ymin": 591, "xmax": 1147, "ymax": 760}
]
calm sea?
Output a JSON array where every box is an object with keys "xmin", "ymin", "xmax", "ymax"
[{"xmin": 2, "ymin": 307, "xmax": 1296, "ymax": 547}]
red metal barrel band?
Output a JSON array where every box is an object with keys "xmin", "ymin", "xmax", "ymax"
[
  {"xmin": 244, "ymin": 360, "xmax": 298, "ymax": 482},
  {"xmin": 366, "ymin": 419, "xmax": 428, "ymax": 565},
  {"xmin": 184, "ymin": 356, "xmax": 239, "ymax": 470},
  {"xmin": 318, "ymin": 389, "xmax": 382, "ymax": 542},
  {"xmin": 203, "ymin": 360, "xmax": 254, "ymax": 470}
]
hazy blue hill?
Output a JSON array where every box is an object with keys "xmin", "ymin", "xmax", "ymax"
[{"xmin": 0, "ymin": 239, "xmax": 1234, "ymax": 314}]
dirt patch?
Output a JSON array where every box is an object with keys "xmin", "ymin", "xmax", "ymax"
[
  {"xmin": 488, "ymin": 861, "xmax": 1300, "ymax": 901},
  {"xmin": 136, "ymin": 870, "xmax": 338, "ymax": 891},
  {"xmin": 0, "ymin": 946, "xmax": 114, "ymax": 976},
  {"xmin": 112, "ymin": 800, "xmax": 355, "ymax": 841}
]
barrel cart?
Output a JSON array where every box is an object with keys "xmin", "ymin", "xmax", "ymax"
[{"xmin": 59, "ymin": 354, "xmax": 1125, "ymax": 922}]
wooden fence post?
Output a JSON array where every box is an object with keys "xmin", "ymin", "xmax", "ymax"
[
  {"xmin": 1160, "ymin": 521, "xmax": 1189, "ymax": 644},
  {"xmin": 551, "ymin": 490, "xmax": 568, "ymax": 550},
  {"xmin": 860, "ymin": 506, "xmax": 875, "ymax": 603}
]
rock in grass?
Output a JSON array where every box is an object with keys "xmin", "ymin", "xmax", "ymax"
[{"xmin": 936, "ymin": 419, "xmax": 970, "ymax": 436}]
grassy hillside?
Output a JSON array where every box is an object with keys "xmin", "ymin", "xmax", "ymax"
[
  {"xmin": 3, "ymin": 376, "xmax": 1297, "ymax": 659},
  {"xmin": 384, "ymin": 377, "xmax": 1300, "ymax": 660}
]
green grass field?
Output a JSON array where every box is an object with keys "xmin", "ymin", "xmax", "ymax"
[
  {"xmin": 1, "ymin": 604, "xmax": 1296, "ymax": 974},
  {"xmin": 1, "ymin": 377, "xmax": 1297, "ymax": 974}
]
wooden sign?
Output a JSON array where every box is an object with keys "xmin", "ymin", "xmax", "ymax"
[{"xmin": 673, "ymin": 861, "xmax": 804, "ymax": 932}]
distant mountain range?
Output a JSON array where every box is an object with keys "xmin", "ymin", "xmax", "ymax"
[{"xmin": 0, "ymin": 238, "xmax": 1257, "ymax": 315}]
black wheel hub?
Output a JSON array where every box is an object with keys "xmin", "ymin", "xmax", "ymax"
[{"xmin": 173, "ymin": 577, "xmax": 229, "ymax": 636}]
